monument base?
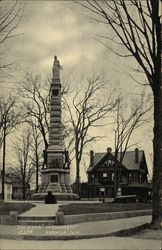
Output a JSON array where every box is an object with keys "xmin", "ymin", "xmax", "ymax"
[{"xmin": 31, "ymin": 192, "xmax": 79, "ymax": 201}]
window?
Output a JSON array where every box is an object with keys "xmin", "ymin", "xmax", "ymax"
[
  {"xmin": 134, "ymin": 173, "xmax": 138, "ymax": 182},
  {"xmin": 51, "ymin": 175, "xmax": 58, "ymax": 183},
  {"xmin": 100, "ymin": 187, "xmax": 105, "ymax": 196},
  {"xmin": 7, "ymin": 194, "xmax": 10, "ymax": 200},
  {"xmin": 129, "ymin": 173, "xmax": 132, "ymax": 182},
  {"xmin": 103, "ymin": 173, "xmax": 107, "ymax": 178},
  {"xmin": 107, "ymin": 173, "xmax": 112, "ymax": 181},
  {"xmin": 91, "ymin": 174, "xmax": 94, "ymax": 178},
  {"xmin": 117, "ymin": 187, "xmax": 121, "ymax": 196},
  {"xmin": 108, "ymin": 160, "xmax": 111, "ymax": 167},
  {"xmin": 112, "ymin": 173, "xmax": 115, "ymax": 180},
  {"xmin": 52, "ymin": 89, "xmax": 59, "ymax": 96}
]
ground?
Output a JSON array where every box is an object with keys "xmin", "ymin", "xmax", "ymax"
[
  {"xmin": 0, "ymin": 201, "xmax": 161, "ymax": 250},
  {"xmin": 0, "ymin": 202, "xmax": 35, "ymax": 215},
  {"xmin": 133, "ymin": 228, "xmax": 162, "ymax": 240},
  {"xmin": 0, "ymin": 235, "xmax": 161, "ymax": 250}
]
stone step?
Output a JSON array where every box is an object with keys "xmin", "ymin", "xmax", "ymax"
[
  {"xmin": 18, "ymin": 220, "xmax": 56, "ymax": 226},
  {"xmin": 18, "ymin": 216, "xmax": 56, "ymax": 221}
]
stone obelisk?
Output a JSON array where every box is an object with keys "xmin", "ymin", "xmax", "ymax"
[{"xmin": 39, "ymin": 56, "xmax": 73, "ymax": 197}]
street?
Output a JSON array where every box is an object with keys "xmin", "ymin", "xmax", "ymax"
[{"xmin": 0, "ymin": 236, "xmax": 161, "ymax": 250}]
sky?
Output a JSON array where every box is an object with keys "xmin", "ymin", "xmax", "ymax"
[{"xmin": 1, "ymin": 0, "xmax": 154, "ymax": 182}]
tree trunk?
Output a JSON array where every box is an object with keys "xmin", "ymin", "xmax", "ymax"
[
  {"xmin": 151, "ymin": 78, "xmax": 162, "ymax": 229},
  {"xmin": 36, "ymin": 160, "xmax": 39, "ymax": 193},
  {"xmin": 75, "ymin": 155, "xmax": 81, "ymax": 195},
  {"xmin": 114, "ymin": 150, "xmax": 118, "ymax": 197},
  {"xmin": 2, "ymin": 123, "xmax": 6, "ymax": 200},
  {"xmin": 43, "ymin": 141, "xmax": 48, "ymax": 168},
  {"xmin": 75, "ymin": 157, "xmax": 80, "ymax": 184},
  {"xmin": 22, "ymin": 187, "xmax": 26, "ymax": 200},
  {"xmin": 22, "ymin": 177, "xmax": 26, "ymax": 200}
]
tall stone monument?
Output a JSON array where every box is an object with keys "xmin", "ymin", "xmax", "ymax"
[{"xmin": 35, "ymin": 56, "xmax": 78, "ymax": 200}]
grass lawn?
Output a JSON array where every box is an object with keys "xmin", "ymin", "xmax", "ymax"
[
  {"xmin": 59, "ymin": 203, "xmax": 152, "ymax": 215},
  {"xmin": 0, "ymin": 202, "xmax": 35, "ymax": 215}
]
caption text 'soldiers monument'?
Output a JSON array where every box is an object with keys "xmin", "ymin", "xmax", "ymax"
[{"xmin": 33, "ymin": 56, "xmax": 78, "ymax": 200}]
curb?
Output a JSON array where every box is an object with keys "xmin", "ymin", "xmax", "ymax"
[
  {"xmin": 0, "ymin": 223, "xmax": 149, "ymax": 241},
  {"xmin": 113, "ymin": 223, "xmax": 149, "ymax": 237},
  {"xmin": 63, "ymin": 209, "xmax": 151, "ymax": 225}
]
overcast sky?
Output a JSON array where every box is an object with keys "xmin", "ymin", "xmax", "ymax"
[{"xmin": 1, "ymin": 1, "xmax": 154, "ymax": 181}]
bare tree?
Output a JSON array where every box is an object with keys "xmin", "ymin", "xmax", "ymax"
[
  {"xmin": 30, "ymin": 122, "xmax": 43, "ymax": 193},
  {"xmin": 113, "ymin": 96, "xmax": 152, "ymax": 195},
  {"xmin": 64, "ymin": 75, "xmax": 118, "ymax": 186},
  {"xmin": 21, "ymin": 73, "xmax": 50, "ymax": 168},
  {"xmin": 0, "ymin": 94, "xmax": 22, "ymax": 200},
  {"xmin": 0, "ymin": 0, "xmax": 24, "ymax": 79},
  {"xmin": 11, "ymin": 127, "xmax": 35, "ymax": 200},
  {"xmin": 77, "ymin": 0, "xmax": 161, "ymax": 229}
]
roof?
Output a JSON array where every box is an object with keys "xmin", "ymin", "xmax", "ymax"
[
  {"xmin": 93, "ymin": 153, "xmax": 105, "ymax": 167},
  {"xmin": 4, "ymin": 177, "xmax": 12, "ymax": 183},
  {"xmin": 87, "ymin": 150, "xmax": 145, "ymax": 172},
  {"xmin": 117, "ymin": 151, "xmax": 144, "ymax": 170},
  {"xmin": 87, "ymin": 152, "xmax": 109, "ymax": 173}
]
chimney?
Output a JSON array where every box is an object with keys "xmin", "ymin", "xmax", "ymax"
[
  {"xmin": 90, "ymin": 150, "xmax": 94, "ymax": 167},
  {"xmin": 107, "ymin": 147, "xmax": 112, "ymax": 153},
  {"xmin": 135, "ymin": 148, "xmax": 139, "ymax": 163}
]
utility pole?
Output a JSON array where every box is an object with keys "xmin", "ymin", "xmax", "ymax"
[{"xmin": 2, "ymin": 118, "xmax": 6, "ymax": 200}]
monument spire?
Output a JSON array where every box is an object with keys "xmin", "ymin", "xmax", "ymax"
[
  {"xmin": 33, "ymin": 55, "xmax": 78, "ymax": 201},
  {"xmin": 49, "ymin": 55, "xmax": 62, "ymax": 148}
]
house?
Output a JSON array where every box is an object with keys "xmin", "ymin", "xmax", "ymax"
[
  {"xmin": 12, "ymin": 182, "xmax": 32, "ymax": 200},
  {"xmin": 12, "ymin": 183, "xmax": 23, "ymax": 200},
  {"xmin": 5, "ymin": 171, "xmax": 31, "ymax": 200},
  {"xmin": 0, "ymin": 174, "xmax": 12, "ymax": 200},
  {"xmin": 86, "ymin": 148, "xmax": 152, "ymax": 201}
]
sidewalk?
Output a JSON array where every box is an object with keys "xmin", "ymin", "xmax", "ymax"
[
  {"xmin": 0, "ymin": 216, "xmax": 152, "ymax": 240},
  {"xmin": 19, "ymin": 200, "xmax": 100, "ymax": 217},
  {"xmin": 19, "ymin": 203, "xmax": 60, "ymax": 217}
]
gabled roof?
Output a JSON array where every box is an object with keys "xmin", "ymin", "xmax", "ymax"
[
  {"xmin": 117, "ymin": 151, "xmax": 144, "ymax": 170},
  {"xmin": 4, "ymin": 177, "xmax": 12, "ymax": 183},
  {"xmin": 93, "ymin": 153, "xmax": 105, "ymax": 166},
  {"xmin": 87, "ymin": 151, "xmax": 115, "ymax": 173},
  {"xmin": 87, "ymin": 150, "xmax": 146, "ymax": 173}
]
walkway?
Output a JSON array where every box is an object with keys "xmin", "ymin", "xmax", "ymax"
[
  {"xmin": 19, "ymin": 200, "xmax": 102, "ymax": 217},
  {"xmin": 19, "ymin": 203, "xmax": 60, "ymax": 217}
]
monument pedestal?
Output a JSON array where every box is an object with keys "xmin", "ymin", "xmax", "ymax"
[{"xmin": 32, "ymin": 148, "xmax": 78, "ymax": 200}]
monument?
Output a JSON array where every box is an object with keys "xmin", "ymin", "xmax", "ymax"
[{"xmin": 32, "ymin": 56, "xmax": 78, "ymax": 200}]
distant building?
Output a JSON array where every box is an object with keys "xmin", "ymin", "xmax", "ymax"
[
  {"xmin": 86, "ymin": 148, "xmax": 152, "ymax": 201},
  {"xmin": 12, "ymin": 182, "xmax": 31, "ymax": 200},
  {"xmin": 0, "ymin": 175, "xmax": 12, "ymax": 200},
  {"xmin": 12, "ymin": 183, "xmax": 23, "ymax": 200}
]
